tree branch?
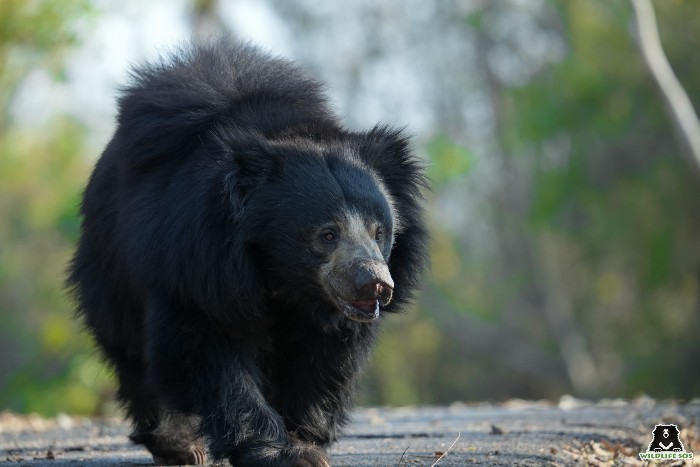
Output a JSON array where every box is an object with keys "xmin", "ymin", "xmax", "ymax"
[{"xmin": 630, "ymin": 0, "xmax": 700, "ymax": 171}]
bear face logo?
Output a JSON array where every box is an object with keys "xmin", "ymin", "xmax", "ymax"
[{"xmin": 647, "ymin": 424, "xmax": 684, "ymax": 452}]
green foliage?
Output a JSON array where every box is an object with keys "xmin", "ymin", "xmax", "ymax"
[
  {"xmin": 373, "ymin": 0, "xmax": 700, "ymax": 402},
  {"xmin": 505, "ymin": 0, "xmax": 700, "ymax": 397},
  {"xmin": 426, "ymin": 135, "xmax": 472, "ymax": 188},
  {"xmin": 0, "ymin": 0, "xmax": 87, "ymax": 46},
  {"xmin": 0, "ymin": 0, "xmax": 110, "ymax": 416},
  {"xmin": 0, "ymin": 118, "xmax": 115, "ymax": 415},
  {"xmin": 0, "ymin": 1, "xmax": 94, "ymax": 126},
  {"xmin": 362, "ymin": 309, "xmax": 463, "ymax": 406}
]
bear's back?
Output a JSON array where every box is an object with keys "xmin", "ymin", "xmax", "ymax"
[{"xmin": 111, "ymin": 40, "xmax": 340, "ymax": 173}]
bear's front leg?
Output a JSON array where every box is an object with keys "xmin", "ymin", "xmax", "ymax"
[
  {"xmin": 143, "ymin": 293, "xmax": 330, "ymax": 467},
  {"xmin": 270, "ymin": 320, "xmax": 378, "ymax": 448}
]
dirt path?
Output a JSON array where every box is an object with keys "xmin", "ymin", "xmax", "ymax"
[{"xmin": 2, "ymin": 398, "xmax": 699, "ymax": 466}]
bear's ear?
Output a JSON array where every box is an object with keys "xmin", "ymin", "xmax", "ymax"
[
  {"xmin": 221, "ymin": 140, "xmax": 280, "ymax": 220},
  {"xmin": 358, "ymin": 125, "xmax": 428, "ymax": 210}
]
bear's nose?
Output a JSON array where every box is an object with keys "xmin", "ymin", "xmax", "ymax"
[{"xmin": 353, "ymin": 259, "xmax": 394, "ymax": 305}]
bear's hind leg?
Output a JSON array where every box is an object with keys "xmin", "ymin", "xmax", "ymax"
[
  {"xmin": 110, "ymin": 351, "xmax": 207, "ymax": 465},
  {"xmin": 130, "ymin": 412, "xmax": 207, "ymax": 465}
]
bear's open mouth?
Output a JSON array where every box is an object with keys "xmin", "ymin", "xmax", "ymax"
[{"xmin": 337, "ymin": 297, "xmax": 379, "ymax": 322}]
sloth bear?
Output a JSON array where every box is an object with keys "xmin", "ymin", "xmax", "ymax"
[
  {"xmin": 647, "ymin": 424, "xmax": 685, "ymax": 452},
  {"xmin": 68, "ymin": 40, "xmax": 428, "ymax": 466}
]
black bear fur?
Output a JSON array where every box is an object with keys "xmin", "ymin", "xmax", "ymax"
[{"xmin": 68, "ymin": 39, "xmax": 428, "ymax": 466}]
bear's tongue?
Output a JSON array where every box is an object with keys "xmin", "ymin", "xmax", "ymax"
[{"xmin": 351, "ymin": 299, "xmax": 378, "ymax": 314}]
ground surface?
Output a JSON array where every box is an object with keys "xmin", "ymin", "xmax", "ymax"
[{"xmin": 1, "ymin": 398, "xmax": 699, "ymax": 466}]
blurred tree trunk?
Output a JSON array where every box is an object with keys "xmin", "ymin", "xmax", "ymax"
[
  {"xmin": 630, "ymin": 0, "xmax": 700, "ymax": 173},
  {"xmin": 472, "ymin": 11, "xmax": 601, "ymax": 396},
  {"xmin": 191, "ymin": 0, "xmax": 228, "ymax": 39}
]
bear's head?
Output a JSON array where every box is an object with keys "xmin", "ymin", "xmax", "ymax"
[
  {"xmin": 219, "ymin": 127, "xmax": 427, "ymax": 325},
  {"xmin": 649, "ymin": 424, "xmax": 684, "ymax": 452}
]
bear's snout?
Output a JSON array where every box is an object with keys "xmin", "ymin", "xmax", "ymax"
[
  {"xmin": 353, "ymin": 259, "xmax": 394, "ymax": 306},
  {"xmin": 324, "ymin": 257, "xmax": 395, "ymax": 322}
]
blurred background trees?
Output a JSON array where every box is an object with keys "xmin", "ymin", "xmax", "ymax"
[
  {"xmin": 1, "ymin": 0, "xmax": 698, "ymax": 415},
  {"xmin": 0, "ymin": 0, "xmax": 113, "ymax": 414}
]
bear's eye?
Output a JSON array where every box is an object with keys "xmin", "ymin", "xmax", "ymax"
[
  {"xmin": 321, "ymin": 231, "xmax": 337, "ymax": 242},
  {"xmin": 375, "ymin": 229, "xmax": 384, "ymax": 241}
]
